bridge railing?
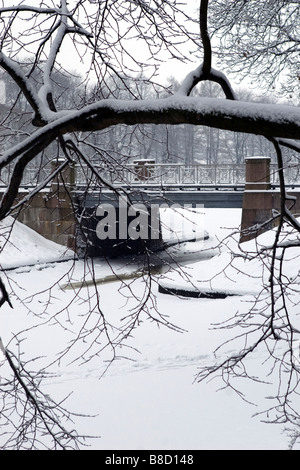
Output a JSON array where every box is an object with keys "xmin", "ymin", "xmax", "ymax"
[
  {"xmin": 0, "ymin": 164, "xmax": 50, "ymax": 188},
  {"xmin": 75, "ymin": 162, "xmax": 300, "ymax": 188},
  {"xmin": 1, "ymin": 161, "xmax": 300, "ymax": 189},
  {"xmin": 75, "ymin": 163, "xmax": 248, "ymax": 187}
]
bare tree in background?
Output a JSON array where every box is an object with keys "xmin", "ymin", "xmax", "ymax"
[
  {"xmin": 0, "ymin": 0, "xmax": 300, "ymax": 449},
  {"xmin": 208, "ymin": 0, "xmax": 300, "ymax": 101}
]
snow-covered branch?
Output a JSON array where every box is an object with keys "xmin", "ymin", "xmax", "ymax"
[
  {"xmin": 0, "ymin": 5, "xmax": 60, "ymax": 15},
  {"xmin": 176, "ymin": 65, "xmax": 236, "ymax": 99},
  {"xmin": 2, "ymin": 94, "xmax": 300, "ymax": 168},
  {"xmin": 38, "ymin": 0, "xmax": 71, "ymax": 111},
  {"xmin": 0, "ymin": 53, "xmax": 43, "ymax": 120}
]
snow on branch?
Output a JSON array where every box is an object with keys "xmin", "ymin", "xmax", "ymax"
[
  {"xmin": 176, "ymin": 65, "xmax": 236, "ymax": 99},
  {"xmin": 0, "ymin": 5, "xmax": 60, "ymax": 15},
  {"xmin": 1, "ymin": 94, "xmax": 300, "ymax": 170},
  {"xmin": 0, "ymin": 53, "xmax": 42, "ymax": 117}
]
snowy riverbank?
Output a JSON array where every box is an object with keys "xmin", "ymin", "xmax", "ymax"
[{"xmin": 0, "ymin": 208, "xmax": 299, "ymax": 450}]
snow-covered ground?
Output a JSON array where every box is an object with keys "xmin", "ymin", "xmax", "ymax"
[
  {"xmin": 0, "ymin": 216, "xmax": 75, "ymax": 270},
  {"xmin": 0, "ymin": 208, "xmax": 299, "ymax": 450}
]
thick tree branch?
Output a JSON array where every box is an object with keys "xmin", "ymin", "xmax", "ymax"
[
  {"xmin": 200, "ymin": 0, "xmax": 211, "ymax": 78},
  {"xmin": 176, "ymin": 0, "xmax": 236, "ymax": 99},
  {"xmin": 38, "ymin": 0, "xmax": 72, "ymax": 112},
  {"xmin": 0, "ymin": 53, "xmax": 43, "ymax": 120},
  {"xmin": 0, "ymin": 93, "xmax": 298, "ymax": 221},
  {"xmin": 0, "ymin": 6, "xmax": 60, "ymax": 15},
  {"xmin": 1, "ymin": 96, "xmax": 299, "ymax": 164},
  {"xmin": 0, "ymin": 278, "xmax": 13, "ymax": 309},
  {"xmin": 176, "ymin": 65, "xmax": 236, "ymax": 99},
  {"xmin": 0, "ymin": 1, "xmax": 92, "ymax": 124}
]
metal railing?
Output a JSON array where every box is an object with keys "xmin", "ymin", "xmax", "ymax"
[
  {"xmin": 0, "ymin": 165, "xmax": 50, "ymax": 188},
  {"xmin": 75, "ymin": 162, "xmax": 300, "ymax": 188},
  {"xmin": 1, "ymin": 161, "xmax": 300, "ymax": 189},
  {"xmin": 75, "ymin": 163, "xmax": 247, "ymax": 188}
]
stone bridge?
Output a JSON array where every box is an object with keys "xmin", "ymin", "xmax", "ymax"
[{"xmin": 8, "ymin": 158, "xmax": 300, "ymax": 256}]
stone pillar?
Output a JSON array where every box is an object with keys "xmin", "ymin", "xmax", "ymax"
[
  {"xmin": 17, "ymin": 159, "xmax": 77, "ymax": 250},
  {"xmin": 45, "ymin": 158, "xmax": 76, "ymax": 249},
  {"xmin": 133, "ymin": 159, "xmax": 155, "ymax": 181},
  {"xmin": 240, "ymin": 157, "xmax": 273, "ymax": 243},
  {"xmin": 244, "ymin": 157, "xmax": 271, "ymax": 191},
  {"xmin": 240, "ymin": 157, "xmax": 300, "ymax": 244}
]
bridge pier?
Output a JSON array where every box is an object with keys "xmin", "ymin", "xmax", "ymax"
[
  {"xmin": 240, "ymin": 157, "xmax": 300, "ymax": 243},
  {"xmin": 15, "ymin": 159, "xmax": 77, "ymax": 250}
]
